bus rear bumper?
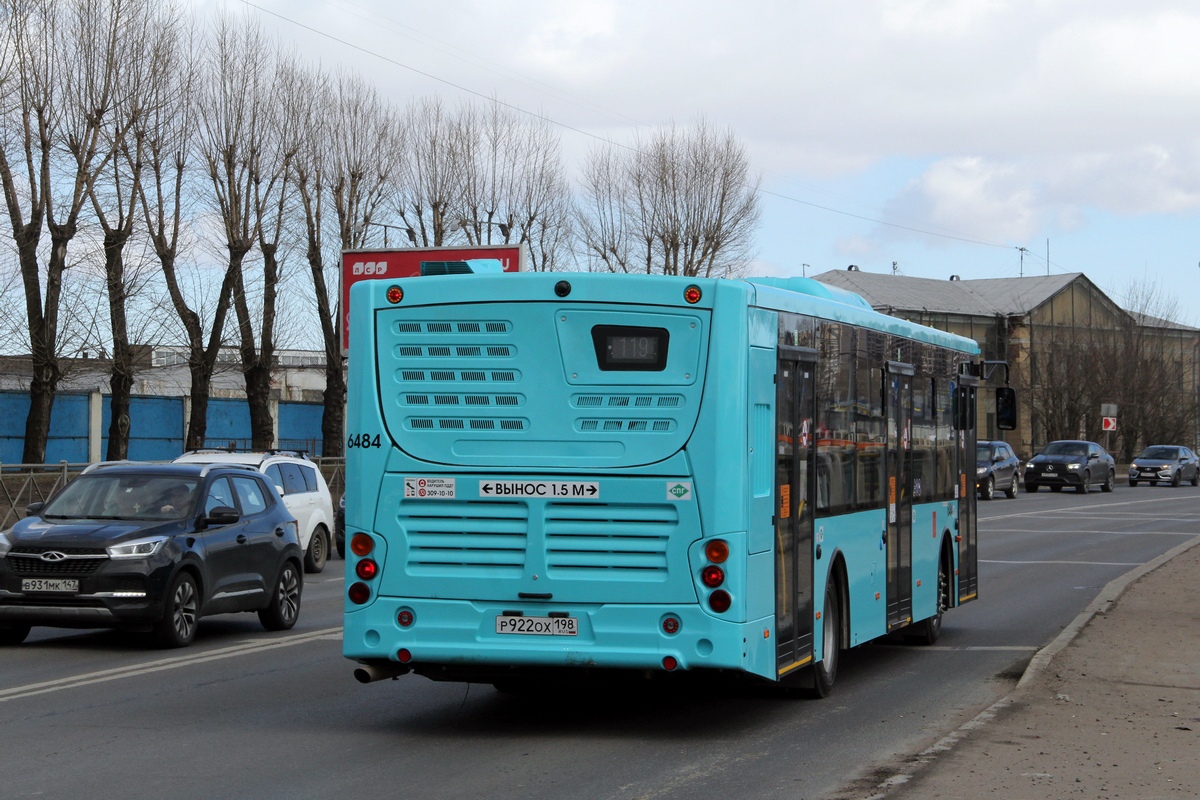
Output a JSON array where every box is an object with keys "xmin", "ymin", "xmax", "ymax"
[{"xmin": 344, "ymin": 597, "xmax": 773, "ymax": 679}]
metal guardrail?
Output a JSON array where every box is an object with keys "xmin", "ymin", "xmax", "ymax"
[
  {"xmin": 0, "ymin": 462, "xmax": 88, "ymax": 529},
  {"xmin": 0, "ymin": 458, "xmax": 347, "ymax": 528}
]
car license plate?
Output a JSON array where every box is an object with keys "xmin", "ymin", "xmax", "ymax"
[
  {"xmin": 22, "ymin": 578, "xmax": 79, "ymax": 593},
  {"xmin": 495, "ymin": 615, "xmax": 577, "ymax": 636}
]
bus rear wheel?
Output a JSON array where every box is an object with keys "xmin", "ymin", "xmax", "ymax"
[
  {"xmin": 907, "ymin": 557, "xmax": 947, "ymax": 646},
  {"xmin": 807, "ymin": 580, "xmax": 841, "ymax": 698}
]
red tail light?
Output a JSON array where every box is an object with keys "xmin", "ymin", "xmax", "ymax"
[
  {"xmin": 704, "ymin": 539, "xmax": 729, "ymax": 563},
  {"xmin": 386, "ymin": 285, "xmax": 403, "ymax": 304},
  {"xmin": 684, "ymin": 285, "xmax": 702, "ymax": 304},
  {"xmin": 709, "ymin": 590, "xmax": 731, "ymax": 613},
  {"xmin": 701, "ymin": 565, "xmax": 725, "ymax": 588},
  {"xmin": 397, "ymin": 648, "xmax": 412, "ymax": 663},
  {"xmin": 350, "ymin": 533, "xmax": 374, "ymax": 556},
  {"xmin": 397, "ymin": 609, "xmax": 414, "ymax": 627},
  {"xmin": 662, "ymin": 616, "xmax": 680, "ymax": 635},
  {"xmin": 355, "ymin": 559, "xmax": 378, "ymax": 580},
  {"xmin": 662, "ymin": 656, "xmax": 678, "ymax": 671},
  {"xmin": 348, "ymin": 582, "xmax": 371, "ymax": 604}
]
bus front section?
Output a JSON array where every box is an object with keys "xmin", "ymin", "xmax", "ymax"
[{"xmin": 344, "ymin": 274, "xmax": 777, "ymax": 686}]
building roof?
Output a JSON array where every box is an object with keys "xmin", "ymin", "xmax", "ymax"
[{"xmin": 812, "ymin": 269, "xmax": 1082, "ymax": 317}]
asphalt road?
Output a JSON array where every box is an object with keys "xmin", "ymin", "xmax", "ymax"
[{"xmin": 3, "ymin": 483, "xmax": 1196, "ymax": 800}]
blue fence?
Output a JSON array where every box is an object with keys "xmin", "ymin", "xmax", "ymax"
[{"xmin": 0, "ymin": 391, "xmax": 327, "ymax": 463}]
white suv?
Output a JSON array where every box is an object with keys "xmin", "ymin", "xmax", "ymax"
[{"xmin": 173, "ymin": 450, "xmax": 335, "ymax": 573}]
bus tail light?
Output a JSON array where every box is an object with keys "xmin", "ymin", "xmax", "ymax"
[
  {"xmin": 662, "ymin": 616, "xmax": 680, "ymax": 635},
  {"xmin": 709, "ymin": 590, "xmax": 731, "ymax": 613},
  {"xmin": 684, "ymin": 285, "xmax": 702, "ymax": 304},
  {"xmin": 397, "ymin": 648, "xmax": 412, "ymax": 663},
  {"xmin": 397, "ymin": 609, "xmax": 414, "ymax": 627},
  {"xmin": 350, "ymin": 533, "xmax": 374, "ymax": 557},
  {"xmin": 704, "ymin": 539, "xmax": 729, "ymax": 563},
  {"xmin": 355, "ymin": 559, "xmax": 378, "ymax": 580},
  {"xmin": 701, "ymin": 565, "xmax": 724, "ymax": 588},
  {"xmin": 662, "ymin": 656, "xmax": 678, "ymax": 671},
  {"xmin": 348, "ymin": 582, "xmax": 371, "ymax": 604},
  {"xmin": 386, "ymin": 285, "xmax": 403, "ymax": 304}
]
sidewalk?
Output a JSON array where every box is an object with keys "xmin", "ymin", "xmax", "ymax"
[{"xmin": 874, "ymin": 535, "xmax": 1200, "ymax": 800}]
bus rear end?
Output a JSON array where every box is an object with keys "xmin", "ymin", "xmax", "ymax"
[{"xmin": 344, "ymin": 273, "xmax": 768, "ymax": 685}]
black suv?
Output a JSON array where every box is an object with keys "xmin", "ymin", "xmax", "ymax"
[
  {"xmin": 1024, "ymin": 440, "xmax": 1116, "ymax": 494},
  {"xmin": 977, "ymin": 440, "xmax": 1021, "ymax": 500},
  {"xmin": 0, "ymin": 462, "xmax": 303, "ymax": 647}
]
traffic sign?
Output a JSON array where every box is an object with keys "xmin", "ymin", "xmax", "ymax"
[{"xmin": 1102, "ymin": 416, "xmax": 1117, "ymax": 431}]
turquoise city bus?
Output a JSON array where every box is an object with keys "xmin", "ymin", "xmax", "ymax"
[{"xmin": 343, "ymin": 272, "xmax": 1013, "ymax": 696}]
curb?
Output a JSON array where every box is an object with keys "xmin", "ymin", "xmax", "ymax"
[{"xmin": 864, "ymin": 533, "xmax": 1200, "ymax": 799}]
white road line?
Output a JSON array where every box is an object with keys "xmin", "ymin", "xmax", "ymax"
[
  {"xmin": 984, "ymin": 528, "xmax": 1196, "ymax": 536},
  {"xmin": 880, "ymin": 645, "xmax": 1038, "ymax": 652},
  {"xmin": 979, "ymin": 494, "xmax": 1200, "ymax": 522},
  {"xmin": 981, "ymin": 559, "xmax": 1142, "ymax": 566},
  {"xmin": 0, "ymin": 626, "xmax": 342, "ymax": 704}
]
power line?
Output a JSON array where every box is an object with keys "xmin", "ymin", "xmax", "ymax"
[{"xmin": 239, "ymin": 0, "xmax": 1026, "ymax": 253}]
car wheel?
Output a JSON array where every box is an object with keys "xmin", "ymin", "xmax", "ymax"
[
  {"xmin": 1171, "ymin": 470, "xmax": 1182, "ymax": 487},
  {"xmin": 1076, "ymin": 471, "xmax": 1090, "ymax": 493},
  {"xmin": 304, "ymin": 525, "xmax": 329, "ymax": 573},
  {"xmin": 154, "ymin": 572, "xmax": 200, "ymax": 648},
  {"xmin": 906, "ymin": 556, "xmax": 946, "ymax": 646},
  {"xmin": 1025, "ymin": 482, "xmax": 1039, "ymax": 493},
  {"xmin": 1101, "ymin": 470, "xmax": 1114, "ymax": 492},
  {"xmin": 1128, "ymin": 479, "xmax": 1137, "ymax": 487},
  {"xmin": 980, "ymin": 475, "xmax": 995, "ymax": 501},
  {"xmin": 807, "ymin": 579, "xmax": 841, "ymax": 698},
  {"xmin": 259, "ymin": 561, "xmax": 302, "ymax": 631},
  {"xmin": 1192, "ymin": 471, "xmax": 1199, "ymax": 487},
  {"xmin": 0, "ymin": 624, "xmax": 31, "ymax": 646},
  {"xmin": 1005, "ymin": 474, "xmax": 1018, "ymax": 499}
]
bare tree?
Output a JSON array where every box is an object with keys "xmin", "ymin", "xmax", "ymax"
[
  {"xmin": 136, "ymin": 12, "xmax": 237, "ymax": 451},
  {"xmin": 1, "ymin": 0, "xmax": 59, "ymax": 463},
  {"xmin": 455, "ymin": 101, "xmax": 572, "ymax": 271},
  {"xmin": 576, "ymin": 118, "xmax": 761, "ymax": 277},
  {"xmin": 83, "ymin": 0, "xmax": 170, "ymax": 459},
  {"xmin": 292, "ymin": 69, "xmax": 399, "ymax": 457},
  {"xmin": 195, "ymin": 16, "xmax": 277, "ymax": 448},
  {"xmin": 393, "ymin": 96, "xmax": 464, "ymax": 247}
]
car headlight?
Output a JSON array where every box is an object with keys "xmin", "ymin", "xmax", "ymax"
[
  {"xmin": 106, "ymin": 536, "xmax": 167, "ymax": 559},
  {"xmin": 1067, "ymin": 463, "xmax": 1082, "ymax": 471},
  {"xmin": 977, "ymin": 466, "xmax": 988, "ymax": 475},
  {"xmin": 0, "ymin": 531, "xmax": 11, "ymax": 558}
]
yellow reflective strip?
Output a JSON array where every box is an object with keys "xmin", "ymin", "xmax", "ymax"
[
  {"xmin": 959, "ymin": 592, "xmax": 978, "ymax": 602},
  {"xmin": 777, "ymin": 655, "xmax": 813, "ymax": 676}
]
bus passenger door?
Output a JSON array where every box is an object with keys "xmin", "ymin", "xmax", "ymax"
[
  {"xmin": 885, "ymin": 362, "xmax": 914, "ymax": 630},
  {"xmin": 775, "ymin": 347, "xmax": 817, "ymax": 678},
  {"xmin": 956, "ymin": 382, "xmax": 979, "ymax": 602}
]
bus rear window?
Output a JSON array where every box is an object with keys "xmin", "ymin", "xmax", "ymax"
[{"xmin": 591, "ymin": 325, "xmax": 669, "ymax": 371}]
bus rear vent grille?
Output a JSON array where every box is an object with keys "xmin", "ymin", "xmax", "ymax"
[
  {"xmin": 398, "ymin": 370, "xmax": 520, "ymax": 383},
  {"xmin": 543, "ymin": 503, "xmax": 677, "ymax": 578},
  {"xmin": 402, "ymin": 394, "xmax": 522, "ymax": 407},
  {"xmin": 395, "ymin": 345, "xmax": 514, "ymax": 358},
  {"xmin": 408, "ymin": 418, "xmax": 527, "ymax": 431},
  {"xmin": 401, "ymin": 501, "xmax": 527, "ymax": 577},
  {"xmin": 578, "ymin": 419, "xmax": 674, "ymax": 432},
  {"xmin": 573, "ymin": 395, "xmax": 684, "ymax": 408},
  {"xmin": 393, "ymin": 321, "xmax": 510, "ymax": 334}
]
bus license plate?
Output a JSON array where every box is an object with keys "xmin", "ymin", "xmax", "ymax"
[
  {"xmin": 22, "ymin": 578, "xmax": 79, "ymax": 593},
  {"xmin": 495, "ymin": 615, "xmax": 578, "ymax": 636}
]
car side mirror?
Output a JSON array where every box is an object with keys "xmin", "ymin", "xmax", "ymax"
[
  {"xmin": 205, "ymin": 505, "xmax": 241, "ymax": 526},
  {"xmin": 993, "ymin": 453, "xmax": 1004, "ymax": 463},
  {"xmin": 25, "ymin": 501, "xmax": 45, "ymax": 516},
  {"xmin": 995, "ymin": 387, "xmax": 1017, "ymax": 431}
]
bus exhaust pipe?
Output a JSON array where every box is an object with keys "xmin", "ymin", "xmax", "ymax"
[{"xmin": 354, "ymin": 663, "xmax": 411, "ymax": 684}]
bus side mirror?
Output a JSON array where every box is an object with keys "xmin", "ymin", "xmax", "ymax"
[{"xmin": 995, "ymin": 387, "xmax": 1017, "ymax": 431}]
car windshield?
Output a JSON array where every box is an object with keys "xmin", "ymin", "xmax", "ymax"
[
  {"xmin": 41, "ymin": 474, "xmax": 199, "ymax": 521},
  {"xmin": 976, "ymin": 445, "xmax": 993, "ymax": 461},
  {"xmin": 1138, "ymin": 446, "xmax": 1179, "ymax": 460},
  {"xmin": 1042, "ymin": 442, "xmax": 1087, "ymax": 457}
]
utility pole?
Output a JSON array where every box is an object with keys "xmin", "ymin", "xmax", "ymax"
[
  {"xmin": 802, "ymin": 263, "xmax": 809, "ymax": 277},
  {"xmin": 1018, "ymin": 247, "xmax": 1028, "ymax": 277}
]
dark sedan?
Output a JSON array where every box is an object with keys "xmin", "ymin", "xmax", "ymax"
[
  {"xmin": 0, "ymin": 462, "xmax": 303, "ymax": 647},
  {"xmin": 1129, "ymin": 445, "xmax": 1200, "ymax": 487},
  {"xmin": 977, "ymin": 440, "xmax": 1021, "ymax": 500},
  {"xmin": 1024, "ymin": 440, "xmax": 1116, "ymax": 494}
]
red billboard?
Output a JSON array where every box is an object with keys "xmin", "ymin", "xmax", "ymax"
[{"xmin": 340, "ymin": 244, "xmax": 524, "ymax": 352}]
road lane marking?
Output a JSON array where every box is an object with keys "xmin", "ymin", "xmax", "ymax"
[
  {"xmin": 0, "ymin": 626, "xmax": 342, "ymax": 704},
  {"xmin": 978, "ymin": 494, "xmax": 1200, "ymax": 523},
  {"xmin": 982, "ymin": 559, "xmax": 1142, "ymax": 566},
  {"xmin": 984, "ymin": 528, "xmax": 1196, "ymax": 536}
]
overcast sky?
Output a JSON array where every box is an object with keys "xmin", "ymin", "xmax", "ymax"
[{"xmin": 212, "ymin": 0, "xmax": 1200, "ymax": 325}]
